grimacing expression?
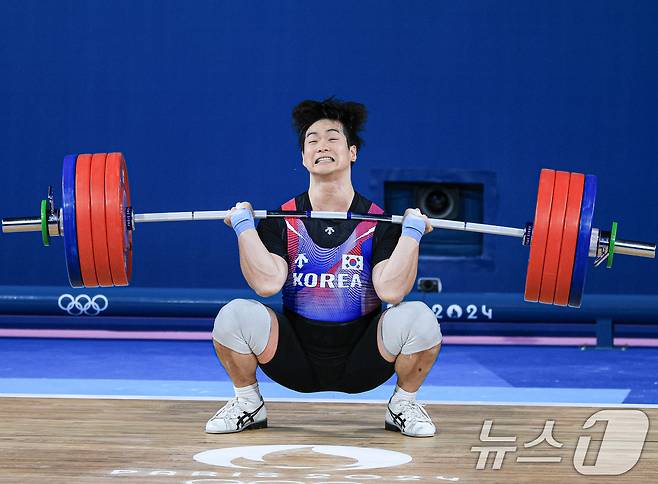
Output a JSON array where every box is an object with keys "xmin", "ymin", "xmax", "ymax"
[{"xmin": 302, "ymin": 119, "xmax": 357, "ymax": 174}]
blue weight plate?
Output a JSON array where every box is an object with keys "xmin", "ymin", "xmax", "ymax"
[
  {"xmin": 62, "ymin": 154, "xmax": 83, "ymax": 287},
  {"xmin": 568, "ymin": 174, "xmax": 597, "ymax": 308}
]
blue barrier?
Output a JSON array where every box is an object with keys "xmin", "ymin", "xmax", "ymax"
[
  {"xmin": 0, "ymin": 286, "xmax": 657, "ymax": 324},
  {"xmin": 0, "ymin": 286, "xmax": 270, "ymax": 318}
]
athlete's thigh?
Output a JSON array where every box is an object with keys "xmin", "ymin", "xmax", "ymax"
[
  {"xmin": 257, "ymin": 308, "xmax": 320, "ymax": 393},
  {"xmin": 340, "ymin": 310, "xmax": 395, "ymax": 394}
]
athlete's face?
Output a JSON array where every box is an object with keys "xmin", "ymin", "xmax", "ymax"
[{"xmin": 302, "ymin": 119, "xmax": 357, "ymax": 176}]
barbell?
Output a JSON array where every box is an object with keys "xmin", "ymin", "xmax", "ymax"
[{"xmin": 1, "ymin": 152, "xmax": 655, "ymax": 308}]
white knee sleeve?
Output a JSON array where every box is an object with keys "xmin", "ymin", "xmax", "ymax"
[
  {"xmin": 212, "ymin": 299, "xmax": 271, "ymax": 355},
  {"xmin": 381, "ymin": 301, "xmax": 442, "ymax": 356}
]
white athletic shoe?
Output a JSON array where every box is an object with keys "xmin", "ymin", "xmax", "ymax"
[
  {"xmin": 205, "ymin": 397, "xmax": 267, "ymax": 434},
  {"xmin": 385, "ymin": 399, "xmax": 436, "ymax": 437}
]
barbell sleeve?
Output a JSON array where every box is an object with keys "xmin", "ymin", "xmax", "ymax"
[
  {"xmin": 2, "ymin": 216, "xmax": 42, "ymax": 233},
  {"xmin": 2, "ymin": 215, "xmax": 61, "ymax": 236},
  {"xmin": 598, "ymin": 233, "xmax": 655, "ymax": 259}
]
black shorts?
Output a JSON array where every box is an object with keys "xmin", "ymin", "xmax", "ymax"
[{"xmin": 258, "ymin": 307, "xmax": 395, "ymax": 393}]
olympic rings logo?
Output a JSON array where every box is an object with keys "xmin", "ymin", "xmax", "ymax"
[{"xmin": 57, "ymin": 294, "xmax": 109, "ymax": 316}]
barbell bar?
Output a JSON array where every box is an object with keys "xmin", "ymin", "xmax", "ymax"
[{"xmin": 1, "ymin": 152, "xmax": 655, "ymax": 308}]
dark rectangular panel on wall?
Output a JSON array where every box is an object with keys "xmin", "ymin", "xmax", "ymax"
[
  {"xmin": 371, "ymin": 169, "xmax": 498, "ymax": 279},
  {"xmin": 385, "ymin": 181, "xmax": 484, "ymax": 256}
]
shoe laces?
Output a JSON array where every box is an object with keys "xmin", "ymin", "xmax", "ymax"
[
  {"xmin": 211, "ymin": 398, "xmax": 245, "ymax": 421},
  {"xmin": 393, "ymin": 400, "xmax": 432, "ymax": 425}
]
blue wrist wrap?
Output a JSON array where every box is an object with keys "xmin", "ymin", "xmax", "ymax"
[
  {"xmin": 402, "ymin": 214, "xmax": 426, "ymax": 242},
  {"xmin": 230, "ymin": 208, "xmax": 255, "ymax": 237}
]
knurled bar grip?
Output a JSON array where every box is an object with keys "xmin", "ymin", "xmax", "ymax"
[{"xmin": 132, "ymin": 210, "xmax": 527, "ymax": 238}]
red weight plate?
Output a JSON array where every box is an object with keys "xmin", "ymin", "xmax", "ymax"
[
  {"xmin": 90, "ymin": 153, "xmax": 114, "ymax": 287},
  {"xmin": 105, "ymin": 152, "xmax": 132, "ymax": 286},
  {"xmin": 75, "ymin": 154, "xmax": 99, "ymax": 287},
  {"xmin": 524, "ymin": 169, "xmax": 556, "ymax": 302},
  {"xmin": 538, "ymin": 171, "xmax": 570, "ymax": 304},
  {"xmin": 554, "ymin": 172, "xmax": 585, "ymax": 306}
]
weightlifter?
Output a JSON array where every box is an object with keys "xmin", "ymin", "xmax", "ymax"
[{"xmin": 206, "ymin": 98, "xmax": 443, "ymax": 437}]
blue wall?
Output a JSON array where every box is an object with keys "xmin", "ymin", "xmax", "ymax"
[{"xmin": 1, "ymin": 0, "xmax": 656, "ymax": 294}]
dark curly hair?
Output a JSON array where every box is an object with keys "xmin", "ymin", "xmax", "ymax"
[{"xmin": 292, "ymin": 97, "xmax": 367, "ymax": 151}]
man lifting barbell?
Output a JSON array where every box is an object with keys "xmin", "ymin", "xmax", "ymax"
[
  {"xmin": 205, "ymin": 98, "xmax": 443, "ymax": 437},
  {"xmin": 2, "ymin": 102, "xmax": 656, "ymax": 436}
]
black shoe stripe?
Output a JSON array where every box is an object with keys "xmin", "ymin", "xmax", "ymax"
[
  {"xmin": 236, "ymin": 401, "xmax": 265, "ymax": 430},
  {"xmin": 388, "ymin": 406, "xmax": 406, "ymax": 430}
]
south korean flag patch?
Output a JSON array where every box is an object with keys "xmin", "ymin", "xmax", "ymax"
[{"xmin": 342, "ymin": 254, "xmax": 363, "ymax": 271}]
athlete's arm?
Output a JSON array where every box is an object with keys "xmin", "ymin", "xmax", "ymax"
[
  {"xmin": 372, "ymin": 209, "xmax": 432, "ymax": 305},
  {"xmin": 225, "ymin": 202, "xmax": 288, "ymax": 297}
]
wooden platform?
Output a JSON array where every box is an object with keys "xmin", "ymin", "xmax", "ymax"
[{"xmin": 0, "ymin": 397, "xmax": 655, "ymax": 483}]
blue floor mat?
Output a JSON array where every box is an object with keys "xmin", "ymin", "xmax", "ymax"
[{"xmin": 0, "ymin": 338, "xmax": 656, "ymax": 404}]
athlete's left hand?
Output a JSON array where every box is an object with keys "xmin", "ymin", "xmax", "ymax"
[{"xmin": 403, "ymin": 208, "xmax": 434, "ymax": 234}]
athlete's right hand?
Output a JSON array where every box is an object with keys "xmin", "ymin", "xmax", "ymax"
[
  {"xmin": 224, "ymin": 202, "xmax": 254, "ymax": 228},
  {"xmin": 403, "ymin": 207, "xmax": 433, "ymax": 235}
]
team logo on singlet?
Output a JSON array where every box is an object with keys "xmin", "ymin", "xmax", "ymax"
[
  {"xmin": 341, "ymin": 254, "xmax": 363, "ymax": 271},
  {"xmin": 294, "ymin": 253, "xmax": 308, "ymax": 269}
]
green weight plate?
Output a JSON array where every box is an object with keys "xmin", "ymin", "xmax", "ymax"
[
  {"xmin": 41, "ymin": 199, "xmax": 50, "ymax": 247},
  {"xmin": 606, "ymin": 221, "xmax": 618, "ymax": 269}
]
